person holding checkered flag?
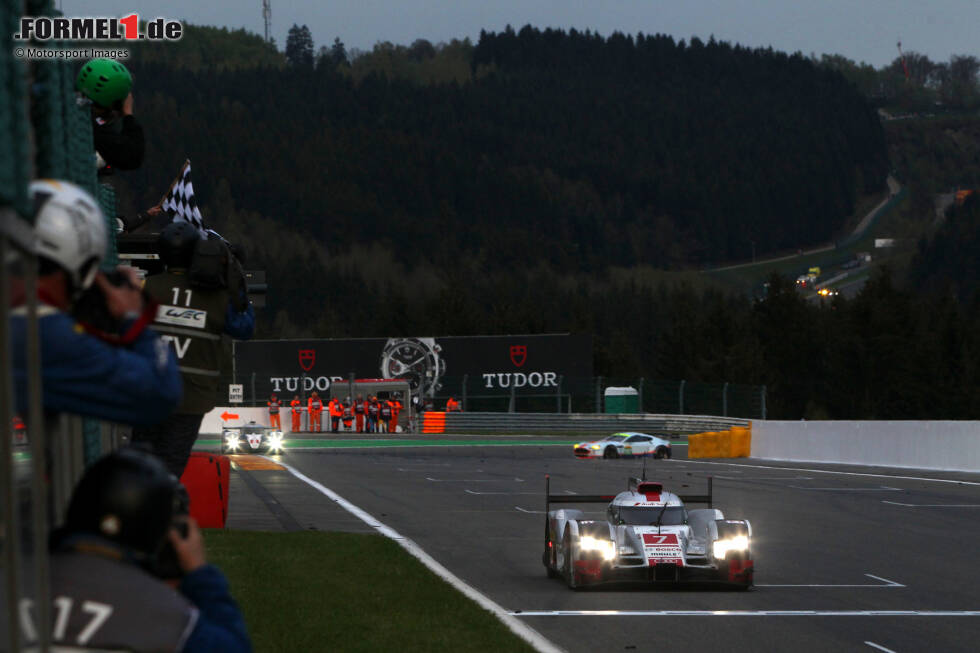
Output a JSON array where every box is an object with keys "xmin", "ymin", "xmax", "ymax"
[
  {"xmin": 130, "ymin": 161, "xmax": 256, "ymax": 476},
  {"xmin": 162, "ymin": 161, "xmax": 208, "ymax": 237}
]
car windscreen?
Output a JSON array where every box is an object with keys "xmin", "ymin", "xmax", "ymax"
[
  {"xmin": 616, "ymin": 506, "xmax": 687, "ymax": 526},
  {"xmin": 605, "ymin": 435, "xmax": 626, "ymax": 442}
]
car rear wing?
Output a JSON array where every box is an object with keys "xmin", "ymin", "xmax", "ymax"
[{"xmin": 544, "ymin": 475, "xmax": 713, "ymax": 516}]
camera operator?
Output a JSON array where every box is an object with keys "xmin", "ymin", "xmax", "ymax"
[
  {"xmin": 11, "ymin": 180, "xmax": 181, "ymax": 426},
  {"xmin": 45, "ymin": 447, "xmax": 251, "ymax": 651},
  {"xmin": 131, "ymin": 222, "xmax": 255, "ymax": 476}
]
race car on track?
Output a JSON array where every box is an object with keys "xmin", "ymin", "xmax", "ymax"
[
  {"xmin": 574, "ymin": 432, "xmax": 672, "ymax": 459},
  {"xmin": 542, "ymin": 476, "xmax": 753, "ymax": 589},
  {"xmin": 221, "ymin": 421, "xmax": 285, "ymax": 455}
]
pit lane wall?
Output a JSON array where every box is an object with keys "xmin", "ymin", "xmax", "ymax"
[{"xmin": 750, "ymin": 421, "xmax": 980, "ymax": 473}]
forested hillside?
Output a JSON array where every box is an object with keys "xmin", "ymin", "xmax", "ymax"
[
  {"xmin": 121, "ymin": 25, "xmax": 886, "ymax": 269},
  {"xmin": 109, "ymin": 25, "xmax": 978, "ymax": 419}
]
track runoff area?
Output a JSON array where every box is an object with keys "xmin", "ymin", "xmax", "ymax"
[{"xmin": 248, "ymin": 434, "xmax": 980, "ymax": 653}]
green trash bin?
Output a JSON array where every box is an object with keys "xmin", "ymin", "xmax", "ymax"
[{"xmin": 604, "ymin": 386, "xmax": 639, "ymax": 413}]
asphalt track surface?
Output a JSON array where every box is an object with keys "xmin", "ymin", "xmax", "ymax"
[{"xmin": 235, "ymin": 435, "xmax": 980, "ymax": 653}]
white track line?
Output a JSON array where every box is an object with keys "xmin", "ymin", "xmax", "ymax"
[
  {"xmin": 882, "ymin": 501, "xmax": 980, "ymax": 508},
  {"xmin": 267, "ymin": 457, "xmax": 562, "ymax": 653},
  {"xmin": 427, "ymin": 477, "xmax": 524, "ymax": 482},
  {"xmin": 466, "ymin": 489, "xmax": 540, "ymax": 495},
  {"xmin": 715, "ymin": 476, "xmax": 814, "ymax": 480},
  {"xmin": 865, "ymin": 642, "xmax": 897, "ymax": 653},
  {"xmin": 511, "ymin": 610, "xmax": 980, "ymax": 617},
  {"xmin": 788, "ymin": 485, "xmax": 901, "ymax": 491},
  {"xmin": 757, "ymin": 574, "xmax": 903, "ymax": 588},
  {"xmin": 285, "ymin": 442, "xmax": 575, "ymax": 450},
  {"xmin": 671, "ymin": 459, "xmax": 980, "ymax": 486}
]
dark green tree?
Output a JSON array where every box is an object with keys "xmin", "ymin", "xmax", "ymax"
[
  {"xmin": 285, "ymin": 24, "xmax": 314, "ymax": 68},
  {"xmin": 330, "ymin": 37, "xmax": 349, "ymax": 67}
]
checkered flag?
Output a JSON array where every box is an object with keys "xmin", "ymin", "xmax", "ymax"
[{"xmin": 161, "ymin": 160, "xmax": 207, "ymax": 237}]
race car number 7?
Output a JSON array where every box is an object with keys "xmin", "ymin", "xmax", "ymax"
[{"xmin": 646, "ymin": 535, "xmax": 671, "ymax": 544}]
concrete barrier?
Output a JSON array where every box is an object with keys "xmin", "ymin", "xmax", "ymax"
[
  {"xmin": 200, "ymin": 407, "xmax": 276, "ymax": 435},
  {"xmin": 751, "ymin": 421, "xmax": 980, "ymax": 472}
]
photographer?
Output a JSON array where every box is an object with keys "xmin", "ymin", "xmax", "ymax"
[
  {"xmin": 47, "ymin": 447, "xmax": 251, "ymax": 651},
  {"xmin": 76, "ymin": 58, "xmax": 145, "ymax": 171},
  {"xmin": 11, "ymin": 180, "xmax": 181, "ymax": 426},
  {"xmin": 131, "ymin": 221, "xmax": 254, "ymax": 476}
]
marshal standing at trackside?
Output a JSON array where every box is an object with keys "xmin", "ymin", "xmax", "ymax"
[{"xmin": 131, "ymin": 222, "xmax": 254, "ymax": 476}]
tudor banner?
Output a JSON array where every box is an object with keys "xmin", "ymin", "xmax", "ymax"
[{"xmin": 234, "ymin": 334, "xmax": 593, "ymax": 398}]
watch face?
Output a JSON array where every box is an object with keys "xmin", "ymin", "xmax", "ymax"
[{"xmin": 381, "ymin": 339, "xmax": 443, "ymax": 396}]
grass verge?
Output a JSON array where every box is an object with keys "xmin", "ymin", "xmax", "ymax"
[{"xmin": 204, "ymin": 530, "xmax": 537, "ymax": 653}]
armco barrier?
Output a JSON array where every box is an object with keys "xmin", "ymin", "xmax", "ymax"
[
  {"xmin": 200, "ymin": 408, "xmax": 749, "ymax": 436},
  {"xmin": 428, "ymin": 412, "xmax": 748, "ymax": 435},
  {"xmin": 751, "ymin": 420, "xmax": 980, "ymax": 473}
]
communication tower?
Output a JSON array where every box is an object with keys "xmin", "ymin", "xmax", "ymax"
[{"xmin": 262, "ymin": 0, "xmax": 272, "ymax": 42}]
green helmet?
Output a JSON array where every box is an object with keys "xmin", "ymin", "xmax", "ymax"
[{"xmin": 76, "ymin": 58, "xmax": 132, "ymax": 108}]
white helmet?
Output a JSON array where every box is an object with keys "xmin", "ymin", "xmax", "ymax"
[{"xmin": 30, "ymin": 179, "xmax": 107, "ymax": 291}]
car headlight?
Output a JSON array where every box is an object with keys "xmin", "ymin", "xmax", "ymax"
[
  {"xmin": 224, "ymin": 433, "xmax": 240, "ymax": 450},
  {"xmin": 713, "ymin": 535, "xmax": 749, "ymax": 559},
  {"xmin": 268, "ymin": 433, "xmax": 284, "ymax": 451},
  {"xmin": 579, "ymin": 536, "xmax": 616, "ymax": 561},
  {"xmin": 590, "ymin": 444, "xmax": 600, "ymax": 450}
]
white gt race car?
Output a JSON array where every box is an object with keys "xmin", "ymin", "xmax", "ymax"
[
  {"xmin": 574, "ymin": 432, "xmax": 672, "ymax": 459},
  {"xmin": 221, "ymin": 421, "xmax": 285, "ymax": 455},
  {"xmin": 542, "ymin": 476, "xmax": 753, "ymax": 589}
]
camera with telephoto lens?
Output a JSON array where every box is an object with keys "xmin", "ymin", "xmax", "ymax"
[
  {"xmin": 152, "ymin": 484, "xmax": 190, "ymax": 579},
  {"xmin": 71, "ymin": 268, "xmax": 141, "ymax": 333}
]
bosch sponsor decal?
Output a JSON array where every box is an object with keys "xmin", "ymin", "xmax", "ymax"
[
  {"xmin": 156, "ymin": 305, "xmax": 207, "ymax": 329},
  {"xmin": 641, "ymin": 533, "xmax": 684, "ymax": 565}
]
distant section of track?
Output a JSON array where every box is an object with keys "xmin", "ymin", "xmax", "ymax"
[{"xmin": 252, "ymin": 434, "xmax": 980, "ymax": 653}]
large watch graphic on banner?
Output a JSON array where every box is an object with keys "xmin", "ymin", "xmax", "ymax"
[{"xmin": 380, "ymin": 337, "xmax": 445, "ymax": 397}]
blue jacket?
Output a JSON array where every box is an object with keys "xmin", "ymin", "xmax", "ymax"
[
  {"xmin": 180, "ymin": 564, "xmax": 252, "ymax": 652},
  {"xmin": 12, "ymin": 304, "xmax": 182, "ymax": 426}
]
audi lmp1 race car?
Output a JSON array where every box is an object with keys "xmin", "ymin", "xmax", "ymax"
[
  {"xmin": 573, "ymin": 432, "xmax": 672, "ymax": 459},
  {"xmin": 542, "ymin": 476, "xmax": 753, "ymax": 589},
  {"xmin": 221, "ymin": 421, "xmax": 285, "ymax": 455}
]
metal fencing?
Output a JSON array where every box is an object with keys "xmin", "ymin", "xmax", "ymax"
[
  {"xmin": 3, "ymin": 2, "xmax": 123, "ymax": 647},
  {"xmin": 225, "ymin": 372, "xmax": 767, "ymax": 419},
  {"xmin": 427, "ymin": 375, "xmax": 764, "ymax": 419},
  {"xmin": 430, "ymin": 412, "xmax": 751, "ymax": 436}
]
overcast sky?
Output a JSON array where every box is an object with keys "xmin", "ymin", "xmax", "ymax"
[{"xmin": 70, "ymin": 1, "xmax": 979, "ymax": 69}]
